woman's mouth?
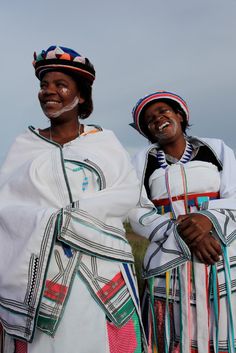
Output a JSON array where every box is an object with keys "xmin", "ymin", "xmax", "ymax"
[
  {"xmin": 159, "ymin": 121, "xmax": 170, "ymax": 131},
  {"xmin": 43, "ymin": 101, "xmax": 61, "ymax": 107}
]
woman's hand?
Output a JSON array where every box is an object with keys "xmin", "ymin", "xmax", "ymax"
[
  {"xmin": 176, "ymin": 213, "xmax": 212, "ymax": 245},
  {"xmin": 192, "ymin": 233, "xmax": 222, "ymax": 265},
  {"xmin": 176, "ymin": 213, "xmax": 222, "ymax": 264}
]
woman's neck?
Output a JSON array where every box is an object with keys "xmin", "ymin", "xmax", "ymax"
[
  {"xmin": 39, "ymin": 119, "xmax": 83, "ymax": 145},
  {"xmin": 161, "ymin": 135, "xmax": 187, "ymax": 160}
]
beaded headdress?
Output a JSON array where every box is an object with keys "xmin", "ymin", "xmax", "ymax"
[
  {"xmin": 131, "ymin": 90, "xmax": 189, "ymax": 137},
  {"xmin": 33, "ymin": 45, "xmax": 95, "ymax": 84}
]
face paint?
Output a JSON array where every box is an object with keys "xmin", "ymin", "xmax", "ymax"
[
  {"xmin": 150, "ymin": 117, "xmax": 179, "ymax": 141},
  {"xmin": 38, "ymin": 72, "xmax": 83, "ymax": 119},
  {"xmin": 45, "ymin": 96, "xmax": 80, "ymax": 118},
  {"xmin": 59, "ymin": 87, "xmax": 70, "ymax": 95}
]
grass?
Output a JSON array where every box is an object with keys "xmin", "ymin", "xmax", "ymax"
[{"xmin": 125, "ymin": 222, "xmax": 149, "ymax": 294}]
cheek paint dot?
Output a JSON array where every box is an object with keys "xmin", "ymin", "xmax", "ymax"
[{"xmin": 60, "ymin": 88, "xmax": 69, "ymax": 94}]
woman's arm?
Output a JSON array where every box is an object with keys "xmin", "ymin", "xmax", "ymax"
[{"xmin": 58, "ymin": 148, "xmax": 140, "ymax": 262}]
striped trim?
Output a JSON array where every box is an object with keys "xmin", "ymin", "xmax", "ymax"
[{"xmin": 123, "ymin": 263, "xmax": 139, "ymax": 306}]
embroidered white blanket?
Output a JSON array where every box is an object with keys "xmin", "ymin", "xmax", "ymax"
[{"xmin": 0, "ymin": 127, "xmax": 140, "ymax": 341}]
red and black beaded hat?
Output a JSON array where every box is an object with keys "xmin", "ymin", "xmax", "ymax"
[{"xmin": 33, "ymin": 45, "xmax": 95, "ymax": 84}]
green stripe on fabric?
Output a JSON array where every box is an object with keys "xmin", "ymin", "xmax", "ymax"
[
  {"xmin": 132, "ymin": 311, "xmax": 142, "ymax": 353},
  {"xmin": 37, "ymin": 314, "xmax": 57, "ymax": 332},
  {"xmin": 114, "ymin": 298, "xmax": 135, "ymax": 323}
]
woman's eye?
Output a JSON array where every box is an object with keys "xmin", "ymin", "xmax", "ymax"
[
  {"xmin": 57, "ymin": 82, "xmax": 67, "ymax": 88},
  {"xmin": 148, "ymin": 117, "xmax": 155, "ymax": 124}
]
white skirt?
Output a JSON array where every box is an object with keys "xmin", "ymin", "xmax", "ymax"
[{"xmin": 29, "ymin": 275, "xmax": 109, "ymax": 353}]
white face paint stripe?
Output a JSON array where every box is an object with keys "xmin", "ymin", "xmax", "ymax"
[{"xmin": 45, "ymin": 96, "xmax": 80, "ymax": 118}]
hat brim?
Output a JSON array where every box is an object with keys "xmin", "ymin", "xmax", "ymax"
[{"xmin": 35, "ymin": 59, "xmax": 95, "ymax": 83}]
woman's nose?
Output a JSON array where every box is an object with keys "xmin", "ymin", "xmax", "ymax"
[
  {"xmin": 153, "ymin": 114, "xmax": 164, "ymax": 123},
  {"xmin": 40, "ymin": 85, "xmax": 56, "ymax": 96}
]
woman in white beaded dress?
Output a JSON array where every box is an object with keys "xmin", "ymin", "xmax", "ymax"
[
  {"xmin": 0, "ymin": 45, "xmax": 146, "ymax": 353},
  {"xmin": 129, "ymin": 90, "xmax": 236, "ymax": 353}
]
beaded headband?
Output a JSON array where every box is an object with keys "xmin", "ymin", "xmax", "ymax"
[
  {"xmin": 131, "ymin": 91, "xmax": 189, "ymax": 137},
  {"xmin": 33, "ymin": 45, "xmax": 95, "ymax": 84}
]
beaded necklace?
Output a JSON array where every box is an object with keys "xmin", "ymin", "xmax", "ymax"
[{"xmin": 156, "ymin": 140, "xmax": 193, "ymax": 169}]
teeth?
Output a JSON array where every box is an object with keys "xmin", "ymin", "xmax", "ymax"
[
  {"xmin": 45, "ymin": 101, "xmax": 60, "ymax": 105},
  {"xmin": 159, "ymin": 122, "xmax": 170, "ymax": 131}
]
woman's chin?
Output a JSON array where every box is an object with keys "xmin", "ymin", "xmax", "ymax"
[{"xmin": 43, "ymin": 110, "xmax": 61, "ymax": 119}]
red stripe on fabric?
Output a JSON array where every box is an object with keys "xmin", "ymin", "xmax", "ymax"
[
  {"xmin": 97, "ymin": 272, "xmax": 125, "ymax": 303},
  {"xmin": 43, "ymin": 280, "xmax": 68, "ymax": 304},
  {"xmin": 15, "ymin": 340, "xmax": 28, "ymax": 353},
  {"xmin": 152, "ymin": 192, "xmax": 220, "ymax": 206}
]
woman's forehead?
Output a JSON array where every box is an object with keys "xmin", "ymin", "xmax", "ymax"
[
  {"xmin": 40, "ymin": 71, "xmax": 76, "ymax": 83},
  {"xmin": 144, "ymin": 101, "xmax": 172, "ymax": 116}
]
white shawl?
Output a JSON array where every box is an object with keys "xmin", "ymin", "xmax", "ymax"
[{"xmin": 0, "ymin": 126, "xmax": 140, "ymax": 341}]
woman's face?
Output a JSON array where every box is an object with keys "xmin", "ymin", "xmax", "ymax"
[
  {"xmin": 38, "ymin": 71, "xmax": 84, "ymax": 119},
  {"xmin": 143, "ymin": 101, "xmax": 184, "ymax": 144}
]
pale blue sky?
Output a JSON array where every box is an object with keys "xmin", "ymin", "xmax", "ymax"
[{"xmin": 1, "ymin": 0, "xmax": 236, "ymax": 162}]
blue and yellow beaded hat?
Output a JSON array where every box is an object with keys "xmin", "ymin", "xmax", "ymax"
[{"xmin": 33, "ymin": 45, "xmax": 95, "ymax": 84}]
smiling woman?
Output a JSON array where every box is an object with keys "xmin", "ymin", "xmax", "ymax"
[
  {"xmin": 142, "ymin": 101, "xmax": 184, "ymax": 148},
  {"xmin": 0, "ymin": 46, "xmax": 146, "ymax": 353},
  {"xmin": 33, "ymin": 46, "xmax": 95, "ymax": 145},
  {"xmin": 129, "ymin": 90, "xmax": 236, "ymax": 353},
  {"xmin": 38, "ymin": 72, "xmax": 83, "ymax": 120}
]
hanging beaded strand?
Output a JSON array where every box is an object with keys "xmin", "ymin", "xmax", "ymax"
[
  {"xmin": 159, "ymin": 140, "xmax": 193, "ymax": 219},
  {"xmin": 82, "ymin": 174, "xmax": 89, "ymax": 192},
  {"xmin": 162, "ymin": 141, "xmax": 193, "ymax": 352},
  {"xmin": 64, "ymin": 163, "xmax": 89, "ymax": 193}
]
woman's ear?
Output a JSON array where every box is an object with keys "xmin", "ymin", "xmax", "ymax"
[
  {"xmin": 177, "ymin": 111, "xmax": 184, "ymax": 122},
  {"xmin": 78, "ymin": 94, "xmax": 85, "ymax": 104}
]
